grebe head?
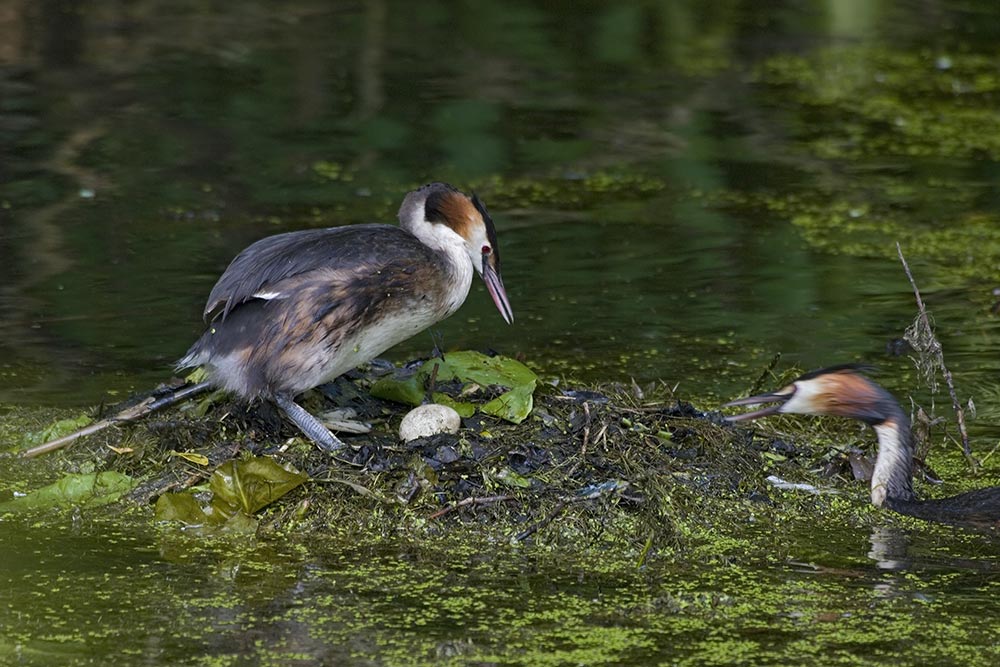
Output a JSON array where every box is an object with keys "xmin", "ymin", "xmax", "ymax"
[
  {"xmin": 724, "ymin": 364, "xmax": 916, "ymax": 508},
  {"xmin": 723, "ymin": 365, "xmax": 899, "ymax": 425},
  {"xmin": 399, "ymin": 182, "xmax": 513, "ymax": 324}
]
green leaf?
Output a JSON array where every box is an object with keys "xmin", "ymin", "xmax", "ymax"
[
  {"xmin": 154, "ymin": 492, "xmax": 261, "ymax": 533},
  {"xmin": 370, "ymin": 370, "xmax": 426, "ymax": 405},
  {"xmin": 370, "ymin": 351, "xmax": 537, "ymax": 423},
  {"xmin": 0, "ymin": 472, "xmax": 136, "ymax": 513},
  {"xmin": 21, "ymin": 414, "xmax": 93, "ymax": 447},
  {"xmin": 430, "ymin": 392, "xmax": 476, "ymax": 418},
  {"xmin": 490, "ymin": 467, "xmax": 533, "ymax": 489},
  {"xmin": 170, "ymin": 450, "xmax": 210, "ymax": 466},
  {"xmin": 155, "ymin": 456, "xmax": 308, "ymax": 530},
  {"xmin": 482, "ymin": 384, "xmax": 534, "ymax": 424},
  {"xmin": 220, "ymin": 511, "xmax": 260, "ymax": 533},
  {"xmin": 154, "ymin": 492, "xmax": 209, "ymax": 524},
  {"xmin": 437, "ymin": 351, "xmax": 537, "ymax": 389},
  {"xmin": 210, "ymin": 457, "xmax": 309, "ymax": 515}
]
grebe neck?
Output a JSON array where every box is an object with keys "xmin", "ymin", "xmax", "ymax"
[{"xmin": 871, "ymin": 411, "xmax": 916, "ymax": 507}]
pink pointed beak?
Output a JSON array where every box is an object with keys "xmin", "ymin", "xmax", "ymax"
[
  {"xmin": 482, "ymin": 259, "xmax": 513, "ymax": 325},
  {"xmin": 722, "ymin": 391, "xmax": 791, "ymax": 422}
]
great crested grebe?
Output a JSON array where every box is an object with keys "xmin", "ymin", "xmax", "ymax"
[
  {"xmin": 177, "ymin": 182, "xmax": 513, "ymax": 451},
  {"xmin": 724, "ymin": 365, "xmax": 1000, "ymax": 527}
]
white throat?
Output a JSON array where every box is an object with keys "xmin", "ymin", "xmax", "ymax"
[
  {"xmin": 871, "ymin": 421, "xmax": 911, "ymax": 507},
  {"xmin": 406, "ymin": 217, "xmax": 475, "ymax": 316},
  {"xmin": 781, "ymin": 382, "xmax": 822, "ymax": 415}
]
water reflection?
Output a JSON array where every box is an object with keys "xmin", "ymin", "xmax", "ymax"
[
  {"xmin": 868, "ymin": 521, "xmax": 1000, "ymax": 576},
  {"xmin": 867, "ymin": 524, "xmax": 913, "ymax": 570}
]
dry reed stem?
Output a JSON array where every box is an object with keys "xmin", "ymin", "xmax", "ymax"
[{"xmin": 895, "ymin": 242, "xmax": 971, "ymax": 458}]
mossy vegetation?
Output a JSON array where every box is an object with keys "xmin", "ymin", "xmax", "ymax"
[
  {"xmin": 655, "ymin": 45, "xmax": 1000, "ymax": 298},
  {"xmin": 754, "ymin": 47, "xmax": 1000, "ymax": 161}
]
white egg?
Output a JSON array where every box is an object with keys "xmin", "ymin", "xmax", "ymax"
[{"xmin": 399, "ymin": 404, "xmax": 462, "ymax": 442}]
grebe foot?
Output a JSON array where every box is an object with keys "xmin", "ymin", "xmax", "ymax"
[{"xmin": 274, "ymin": 394, "xmax": 344, "ymax": 452}]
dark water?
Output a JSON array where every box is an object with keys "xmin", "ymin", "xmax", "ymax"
[
  {"xmin": 3, "ymin": 1, "xmax": 1000, "ymax": 665},
  {"xmin": 7, "ymin": 0, "xmax": 1000, "ymax": 409}
]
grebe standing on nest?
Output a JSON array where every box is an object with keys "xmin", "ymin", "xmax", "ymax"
[
  {"xmin": 724, "ymin": 365, "xmax": 1000, "ymax": 528},
  {"xmin": 178, "ymin": 182, "xmax": 514, "ymax": 451}
]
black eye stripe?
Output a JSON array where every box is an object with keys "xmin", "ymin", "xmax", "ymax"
[{"xmin": 424, "ymin": 186, "xmax": 459, "ymax": 223}]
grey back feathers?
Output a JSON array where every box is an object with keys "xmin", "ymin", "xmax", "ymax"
[
  {"xmin": 180, "ymin": 224, "xmax": 460, "ymax": 398},
  {"xmin": 204, "ymin": 225, "xmax": 427, "ymax": 322}
]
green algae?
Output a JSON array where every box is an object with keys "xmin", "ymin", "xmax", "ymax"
[
  {"xmin": 693, "ymin": 43, "xmax": 1000, "ymax": 296},
  {"xmin": 463, "ymin": 171, "xmax": 670, "ymax": 214},
  {"xmin": 699, "ymin": 184, "xmax": 1000, "ymax": 295},
  {"xmin": 754, "ymin": 47, "xmax": 1000, "ymax": 161}
]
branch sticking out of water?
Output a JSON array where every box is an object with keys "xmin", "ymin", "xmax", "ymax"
[
  {"xmin": 21, "ymin": 381, "xmax": 213, "ymax": 458},
  {"xmin": 895, "ymin": 242, "xmax": 971, "ymax": 458}
]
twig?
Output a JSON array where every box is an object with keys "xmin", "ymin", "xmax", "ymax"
[
  {"xmin": 750, "ymin": 352, "xmax": 782, "ymax": 396},
  {"xmin": 428, "ymin": 494, "xmax": 516, "ymax": 520},
  {"xmin": 513, "ymin": 481, "xmax": 624, "ymax": 542},
  {"xmin": 21, "ymin": 381, "xmax": 212, "ymax": 458},
  {"xmin": 513, "ymin": 499, "xmax": 570, "ymax": 542},
  {"xmin": 426, "ymin": 361, "xmax": 440, "ymax": 402},
  {"xmin": 895, "ymin": 243, "xmax": 971, "ymax": 457},
  {"xmin": 594, "ymin": 421, "xmax": 608, "ymax": 447},
  {"xmin": 563, "ymin": 401, "xmax": 591, "ymax": 479}
]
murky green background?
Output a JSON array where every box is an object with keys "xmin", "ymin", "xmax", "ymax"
[{"xmin": 3, "ymin": 1, "xmax": 1000, "ymax": 665}]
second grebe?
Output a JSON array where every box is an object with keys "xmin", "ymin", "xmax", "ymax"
[{"xmin": 724, "ymin": 365, "xmax": 1000, "ymax": 527}]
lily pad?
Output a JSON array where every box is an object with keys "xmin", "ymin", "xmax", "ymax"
[
  {"xmin": 0, "ymin": 472, "xmax": 136, "ymax": 513},
  {"xmin": 370, "ymin": 351, "xmax": 537, "ymax": 423},
  {"xmin": 210, "ymin": 457, "xmax": 309, "ymax": 515},
  {"xmin": 155, "ymin": 456, "xmax": 309, "ymax": 531},
  {"xmin": 154, "ymin": 492, "xmax": 209, "ymax": 524}
]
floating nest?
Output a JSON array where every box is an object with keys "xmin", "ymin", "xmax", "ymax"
[{"xmin": 4, "ymin": 355, "xmax": 887, "ymax": 556}]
